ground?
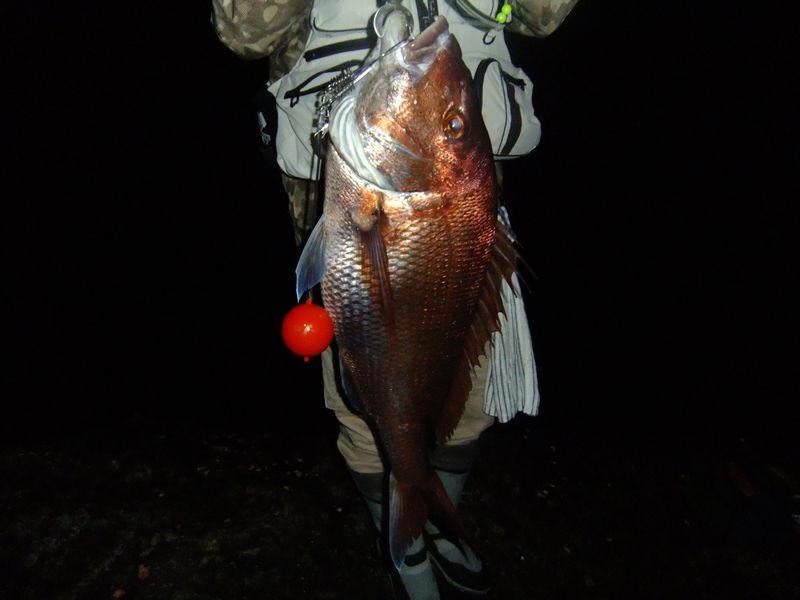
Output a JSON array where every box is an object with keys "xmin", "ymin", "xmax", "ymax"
[{"xmin": 2, "ymin": 415, "xmax": 798, "ymax": 600}]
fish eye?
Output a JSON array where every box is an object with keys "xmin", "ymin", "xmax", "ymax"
[{"xmin": 443, "ymin": 109, "xmax": 466, "ymax": 139}]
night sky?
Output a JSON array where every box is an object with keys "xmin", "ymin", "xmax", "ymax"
[{"xmin": 4, "ymin": 2, "xmax": 799, "ymax": 440}]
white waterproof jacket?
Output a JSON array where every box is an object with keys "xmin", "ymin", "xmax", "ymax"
[{"xmin": 268, "ymin": 0, "xmax": 543, "ymax": 180}]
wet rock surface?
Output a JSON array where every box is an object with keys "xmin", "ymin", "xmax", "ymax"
[{"xmin": 2, "ymin": 417, "xmax": 799, "ymax": 599}]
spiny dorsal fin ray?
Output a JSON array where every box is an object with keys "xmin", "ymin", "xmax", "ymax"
[{"xmin": 435, "ymin": 221, "xmax": 525, "ymax": 444}]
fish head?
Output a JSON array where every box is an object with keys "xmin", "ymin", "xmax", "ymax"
[{"xmin": 330, "ymin": 15, "xmax": 493, "ymax": 194}]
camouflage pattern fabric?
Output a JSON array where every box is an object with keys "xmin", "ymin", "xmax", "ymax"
[
  {"xmin": 211, "ymin": 0, "xmax": 312, "ymax": 63},
  {"xmin": 509, "ymin": 0, "xmax": 580, "ymax": 38},
  {"xmin": 267, "ymin": 16, "xmax": 310, "ymax": 83}
]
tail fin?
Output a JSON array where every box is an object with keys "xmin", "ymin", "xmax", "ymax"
[{"xmin": 388, "ymin": 471, "xmax": 467, "ymax": 570}]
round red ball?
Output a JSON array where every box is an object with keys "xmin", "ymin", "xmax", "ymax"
[{"xmin": 281, "ymin": 299, "xmax": 334, "ymax": 361}]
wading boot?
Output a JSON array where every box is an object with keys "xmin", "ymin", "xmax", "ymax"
[
  {"xmin": 352, "ymin": 471, "xmax": 441, "ymax": 600},
  {"xmin": 426, "ymin": 445, "xmax": 492, "ymax": 595}
]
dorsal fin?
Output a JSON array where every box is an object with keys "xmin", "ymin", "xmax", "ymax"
[{"xmin": 435, "ymin": 221, "xmax": 525, "ymax": 444}]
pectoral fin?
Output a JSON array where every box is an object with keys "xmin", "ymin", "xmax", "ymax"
[
  {"xmin": 352, "ymin": 192, "xmax": 395, "ymax": 331},
  {"xmin": 294, "ymin": 214, "xmax": 327, "ymax": 301}
]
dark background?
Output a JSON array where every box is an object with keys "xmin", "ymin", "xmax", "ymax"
[{"xmin": 4, "ymin": 1, "xmax": 799, "ymax": 440}]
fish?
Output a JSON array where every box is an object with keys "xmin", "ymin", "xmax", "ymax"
[{"xmin": 296, "ymin": 13, "xmax": 520, "ymax": 569}]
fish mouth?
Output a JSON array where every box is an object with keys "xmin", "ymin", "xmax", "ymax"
[
  {"xmin": 402, "ymin": 16, "xmax": 456, "ymax": 66},
  {"xmin": 408, "ymin": 15, "xmax": 448, "ymax": 52}
]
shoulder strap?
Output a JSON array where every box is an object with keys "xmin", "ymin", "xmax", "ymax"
[
  {"xmin": 303, "ymin": 37, "xmax": 373, "ymax": 62},
  {"xmin": 499, "ymin": 70, "xmax": 523, "ymax": 156},
  {"xmin": 472, "ymin": 58, "xmax": 525, "ymax": 156}
]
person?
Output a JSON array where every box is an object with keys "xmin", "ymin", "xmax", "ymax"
[{"xmin": 211, "ymin": 2, "xmax": 578, "ymax": 598}]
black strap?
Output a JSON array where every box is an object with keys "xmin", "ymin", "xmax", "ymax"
[
  {"xmin": 303, "ymin": 37, "xmax": 373, "ymax": 62},
  {"xmin": 473, "ymin": 58, "xmax": 525, "ymax": 156},
  {"xmin": 472, "ymin": 58, "xmax": 494, "ymax": 108},
  {"xmin": 404, "ymin": 548, "xmax": 429, "ymax": 567},
  {"xmin": 499, "ymin": 74, "xmax": 522, "ymax": 156}
]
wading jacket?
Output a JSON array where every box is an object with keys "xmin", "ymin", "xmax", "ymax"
[{"xmin": 211, "ymin": 1, "xmax": 579, "ymax": 180}]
